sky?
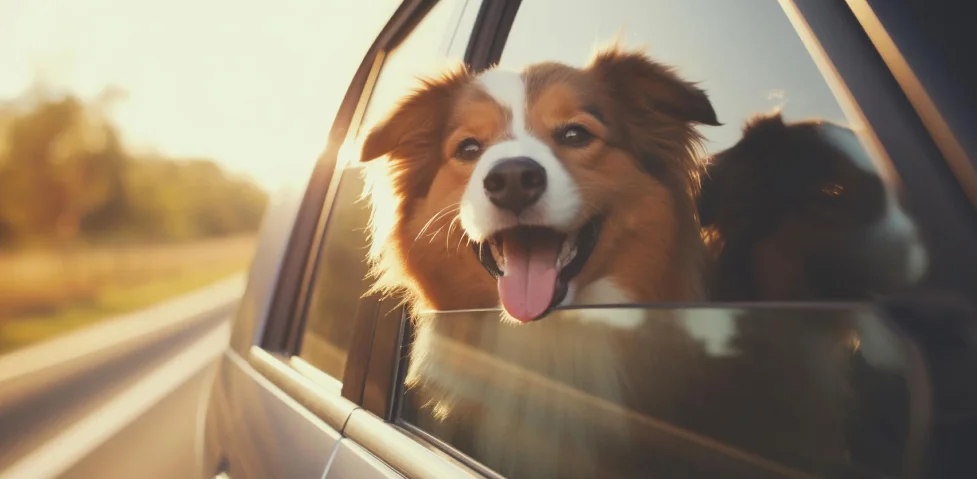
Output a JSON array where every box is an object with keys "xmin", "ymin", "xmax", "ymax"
[
  {"xmin": 499, "ymin": 0, "xmax": 850, "ymax": 154},
  {"xmin": 0, "ymin": 0, "xmax": 859, "ymax": 192},
  {"xmin": 0, "ymin": 0, "xmax": 400, "ymax": 191}
]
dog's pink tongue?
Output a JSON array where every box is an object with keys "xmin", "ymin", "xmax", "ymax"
[{"xmin": 498, "ymin": 229, "xmax": 562, "ymax": 322}]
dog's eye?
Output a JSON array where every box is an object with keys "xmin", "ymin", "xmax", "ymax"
[
  {"xmin": 820, "ymin": 183, "xmax": 845, "ymax": 198},
  {"xmin": 556, "ymin": 124, "xmax": 594, "ymax": 148},
  {"xmin": 455, "ymin": 138, "xmax": 483, "ymax": 162}
]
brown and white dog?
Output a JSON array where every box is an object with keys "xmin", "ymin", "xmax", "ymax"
[
  {"xmin": 360, "ymin": 46, "xmax": 718, "ymax": 322},
  {"xmin": 358, "ymin": 46, "xmax": 719, "ymax": 477}
]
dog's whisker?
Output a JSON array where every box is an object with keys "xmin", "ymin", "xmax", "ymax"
[
  {"xmin": 408, "ymin": 207, "xmax": 459, "ymax": 255},
  {"xmin": 426, "ymin": 225, "xmax": 447, "ymax": 244},
  {"xmin": 414, "ymin": 204, "xmax": 460, "ymax": 242},
  {"xmin": 415, "ymin": 214, "xmax": 443, "ymax": 241},
  {"xmin": 453, "ymin": 219, "xmax": 470, "ymax": 254},
  {"xmin": 424, "ymin": 212, "xmax": 459, "ymax": 244},
  {"xmin": 446, "ymin": 215, "xmax": 463, "ymax": 245}
]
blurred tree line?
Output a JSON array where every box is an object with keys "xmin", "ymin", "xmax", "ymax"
[{"xmin": 0, "ymin": 86, "xmax": 268, "ymax": 249}]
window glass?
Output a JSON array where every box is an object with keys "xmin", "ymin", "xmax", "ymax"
[
  {"xmin": 499, "ymin": 0, "xmax": 846, "ymax": 154},
  {"xmin": 357, "ymin": 0, "xmax": 460, "ymax": 136},
  {"xmin": 494, "ymin": 0, "xmax": 932, "ymax": 303},
  {"xmin": 297, "ymin": 0, "xmax": 458, "ymax": 379},
  {"xmin": 400, "ymin": 305, "xmax": 924, "ymax": 478},
  {"xmin": 299, "ymin": 169, "xmax": 372, "ymax": 379}
]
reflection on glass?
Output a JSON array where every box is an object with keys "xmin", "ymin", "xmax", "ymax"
[
  {"xmin": 300, "ymin": 167, "xmax": 372, "ymax": 379},
  {"xmin": 401, "ymin": 306, "xmax": 922, "ymax": 479}
]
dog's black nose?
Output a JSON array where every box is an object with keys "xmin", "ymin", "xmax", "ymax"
[{"xmin": 483, "ymin": 157, "xmax": 547, "ymax": 213}]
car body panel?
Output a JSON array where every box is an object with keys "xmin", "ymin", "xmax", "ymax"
[
  {"xmin": 202, "ymin": 351, "xmax": 341, "ymax": 479},
  {"xmin": 325, "ymin": 440, "xmax": 406, "ymax": 479}
]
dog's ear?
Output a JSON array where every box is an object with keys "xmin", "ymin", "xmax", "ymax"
[
  {"xmin": 741, "ymin": 111, "xmax": 787, "ymax": 141},
  {"xmin": 728, "ymin": 111, "xmax": 789, "ymax": 171},
  {"xmin": 588, "ymin": 48, "xmax": 720, "ymax": 127},
  {"xmin": 360, "ymin": 66, "xmax": 470, "ymax": 164}
]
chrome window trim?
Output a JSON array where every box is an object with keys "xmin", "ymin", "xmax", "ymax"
[
  {"xmin": 247, "ymin": 347, "xmax": 355, "ymax": 431},
  {"xmin": 344, "ymin": 409, "xmax": 480, "ymax": 479}
]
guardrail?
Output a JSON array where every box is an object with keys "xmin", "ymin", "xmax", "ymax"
[{"xmin": 0, "ymin": 274, "xmax": 246, "ymax": 479}]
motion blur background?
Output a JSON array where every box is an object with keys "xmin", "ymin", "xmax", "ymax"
[
  {"xmin": 0, "ymin": 0, "xmax": 396, "ymax": 353},
  {"xmin": 0, "ymin": 1, "xmax": 405, "ymax": 477}
]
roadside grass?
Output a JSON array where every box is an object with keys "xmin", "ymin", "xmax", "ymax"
[{"xmin": 0, "ymin": 236, "xmax": 256, "ymax": 354}]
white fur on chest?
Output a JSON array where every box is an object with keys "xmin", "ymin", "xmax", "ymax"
[
  {"xmin": 564, "ymin": 278, "xmax": 741, "ymax": 354},
  {"xmin": 561, "ymin": 278, "xmax": 646, "ymax": 330}
]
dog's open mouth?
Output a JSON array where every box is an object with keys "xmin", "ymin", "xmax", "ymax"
[{"xmin": 472, "ymin": 219, "xmax": 602, "ymax": 323}]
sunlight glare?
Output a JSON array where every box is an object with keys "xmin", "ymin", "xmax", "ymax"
[{"xmin": 0, "ymin": 0, "xmax": 401, "ymax": 191}]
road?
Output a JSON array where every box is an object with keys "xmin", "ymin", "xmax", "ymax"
[{"xmin": 0, "ymin": 277, "xmax": 243, "ymax": 479}]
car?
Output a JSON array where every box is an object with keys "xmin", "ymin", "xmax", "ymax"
[{"xmin": 199, "ymin": 1, "xmax": 977, "ymax": 478}]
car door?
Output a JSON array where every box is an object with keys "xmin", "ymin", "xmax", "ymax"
[
  {"xmin": 332, "ymin": 0, "xmax": 977, "ymax": 478},
  {"xmin": 204, "ymin": 0, "xmax": 977, "ymax": 477},
  {"xmin": 198, "ymin": 1, "xmax": 483, "ymax": 478}
]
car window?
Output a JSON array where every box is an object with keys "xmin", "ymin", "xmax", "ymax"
[
  {"xmin": 399, "ymin": 305, "xmax": 925, "ymax": 478},
  {"xmin": 383, "ymin": 0, "xmax": 973, "ymax": 478},
  {"xmin": 298, "ymin": 169, "xmax": 372, "ymax": 379},
  {"xmin": 297, "ymin": 0, "xmax": 458, "ymax": 380}
]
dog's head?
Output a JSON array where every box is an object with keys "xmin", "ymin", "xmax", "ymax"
[
  {"xmin": 699, "ymin": 112, "xmax": 929, "ymax": 300},
  {"xmin": 361, "ymin": 47, "xmax": 718, "ymax": 322}
]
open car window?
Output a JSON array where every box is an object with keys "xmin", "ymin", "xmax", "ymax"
[
  {"xmin": 359, "ymin": 0, "xmax": 977, "ymax": 478},
  {"xmin": 270, "ymin": 1, "xmax": 977, "ymax": 478},
  {"xmin": 398, "ymin": 304, "xmax": 927, "ymax": 478}
]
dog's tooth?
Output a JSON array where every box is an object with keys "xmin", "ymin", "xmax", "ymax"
[
  {"xmin": 556, "ymin": 239, "xmax": 578, "ymax": 271},
  {"xmin": 491, "ymin": 242, "xmax": 505, "ymax": 271}
]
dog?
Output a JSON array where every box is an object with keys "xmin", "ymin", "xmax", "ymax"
[
  {"xmin": 698, "ymin": 111, "xmax": 929, "ymax": 301},
  {"xmin": 695, "ymin": 112, "xmax": 934, "ymax": 477},
  {"xmin": 359, "ymin": 44, "xmax": 721, "ymax": 367},
  {"xmin": 361, "ymin": 47, "xmax": 719, "ymax": 321},
  {"xmin": 359, "ymin": 46, "xmax": 720, "ymax": 478}
]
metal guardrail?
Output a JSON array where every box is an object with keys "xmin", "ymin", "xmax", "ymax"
[{"xmin": 0, "ymin": 275, "xmax": 246, "ymax": 479}]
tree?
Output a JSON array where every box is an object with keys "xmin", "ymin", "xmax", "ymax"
[
  {"xmin": 0, "ymin": 84, "xmax": 269, "ymax": 248},
  {"xmin": 0, "ymin": 93, "xmax": 126, "ymax": 246}
]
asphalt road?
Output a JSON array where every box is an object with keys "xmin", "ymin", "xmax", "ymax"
[
  {"xmin": 0, "ymin": 280, "xmax": 240, "ymax": 479},
  {"xmin": 60, "ymin": 359, "xmax": 219, "ymax": 479}
]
